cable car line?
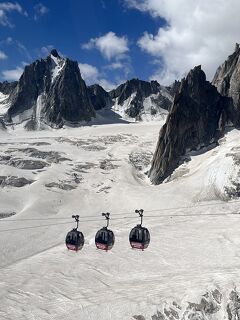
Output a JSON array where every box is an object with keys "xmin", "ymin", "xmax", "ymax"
[
  {"xmin": 0, "ymin": 210, "xmax": 240, "ymax": 233},
  {"xmin": 1, "ymin": 199, "xmax": 240, "ymax": 223},
  {"xmin": 0, "ymin": 208, "xmax": 240, "ymax": 236},
  {"xmin": 0, "ymin": 221, "xmax": 73, "ymax": 233},
  {"xmin": 1, "ymin": 209, "xmax": 240, "ymax": 225}
]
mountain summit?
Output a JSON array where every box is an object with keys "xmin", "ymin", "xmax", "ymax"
[
  {"xmin": 109, "ymin": 79, "xmax": 173, "ymax": 120},
  {"xmin": 148, "ymin": 66, "xmax": 232, "ymax": 184},
  {"xmin": 212, "ymin": 43, "xmax": 240, "ymax": 126},
  {"xmin": 5, "ymin": 50, "xmax": 95, "ymax": 129}
]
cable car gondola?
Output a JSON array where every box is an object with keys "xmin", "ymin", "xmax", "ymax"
[
  {"xmin": 95, "ymin": 212, "xmax": 115, "ymax": 251},
  {"xmin": 65, "ymin": 215, "xmax": 84, "ymax": 251},
  {"xmin": 129, "ymin": 209, "xmax": 150, "ymax": 250}
]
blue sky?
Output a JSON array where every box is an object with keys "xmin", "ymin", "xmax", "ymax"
[
  {"xmin": 1, "ymin": 1, "xmax": 240, "ymax": 89},
  {"xmin": 0, "ymin": 0, "xmax": 166, "ymax": 89}
]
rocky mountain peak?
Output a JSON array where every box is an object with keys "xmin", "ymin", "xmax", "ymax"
[
  {"xmin": 148, "ymin": 66, "xmax": 231, "ymax": 184},
  {"xmin": 50, "ymin": 49, "xmax": 61, "ymax": 58},
  {"xmin": 4, "ymin": 50, "xmax": 95, "ymax": 128},
  {"xmin": 109, "ymin": 78, "xmax": 173, "ymax": 120},
  {"xmin": 0, "ymin": 81, "xmax": 18, "ymax": 95},
  {"xmin": 212, "ymin": 44, "xmax": 240, "ymax": 126},
  {"xmin": 88, "ymin": 84, "xmax": 113, "ymax": 110}
]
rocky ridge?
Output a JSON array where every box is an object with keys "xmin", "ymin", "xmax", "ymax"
[
  {"xmin": 88, "ymin": 84, "xmax": 113, "ymax": 110},
  {"xmin": 109, "ymin": 78, "xmax": 173, "ymax": 120},
  {"xmin": 148, "ymin": 66, "xmax": 233, "ymax": 184},
  {"xmin": 4, "ymin": 49, "xmax": 95, "ymax": 128},
  {"xmin": 212, "ymin": 43, "xmax": 240, "ymax": 126}
]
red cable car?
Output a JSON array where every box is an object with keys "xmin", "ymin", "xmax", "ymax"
[
  {"xmin": 65, "ymin": 215, "xmax": 84, "ymax": 251},
  {"xmin": 95, "ymin": 213, "xmax": 115, "ymax": 251},
  {"xmin": 129, "ymin": 209, "xmax": 150, "ymax": 250}
]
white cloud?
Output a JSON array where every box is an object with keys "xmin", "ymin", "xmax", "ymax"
[
  {"xmin": 34, "ymin": 3, "xmax": 49, "ymax": 20},
  {"xmin": 40, "ymin": 45, "xmax": 54, "ymax": 55},
  {"xmin": 98, "ymin": 79, "xmax": 116, "ymax": 91},
  {"xmin": 0, "ymin": 2, "xmax": 27, "ymax": 27},
  {"xmin": 1, "ymin": 66, "xmax": 23, "ymax": 81},
  {"xmin": 125, "ymin": 0, "xmax": 240, "ymax": 85},
  {"xmin": 78, "ymin": 62, "xmax": 119, "ymax": 90},
  {"xmin": 1, "ymin": 37, "xmax": 32, "ymax": 61},
  {"xmin": 82, "ymin": 32, "xmax": 129, "ymax": 60},
  {"xmin": 78, "ymin": 63, "xmax": 99, "ymax": 83},
  {"xmin": 105, "ymin": 62, "xmax": 123, "ymax": 70},
  {"xmin": 0, "ymin": 50, "xmax": 7, "ymax": 60}
]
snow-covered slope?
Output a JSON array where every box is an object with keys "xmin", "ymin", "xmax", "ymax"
[
  {"xmin": 50, "ymin": 53, "xmax": 65, "ymax": 82},
  {"xmin": 112, "ymin": 91, "xmax": 170, "ymax": 122},
  {"xmin": 1, "ymin": 122, "xmax": 240, "ymax": 319},
  {"xmin": 0, "ymin": 92, "xmax": 10, "ymax": 117},
  {"xmin": 110, "ymin": 79, "xmax": 173, "ymax": 122}
]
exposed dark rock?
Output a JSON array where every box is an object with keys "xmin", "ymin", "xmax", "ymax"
[
  {"xmin": 0, "ymin": 81, "xmax": 17, "ymax": 95},
  {"xmin": 152, "ymin": 311, "xmax": 165, "ymax": 320},
  {"xmin": 50, "ymin": 48, "xmax": 61, "ymax": 58},
  {"xmin": 129, "ymin": 150, "xmax": 153, "ymax": 170},
  {"xmin": 133, "ymin": 316, "xmax": 146, "ymax": 320},
  {"xmin": 0, "ymin": 157, "xmax": 49, "ymax": 170},
  {"xmin": 134, "ymin": 289, "xmax": 240, "ymax": 320},
  {"xmin": 212, "ymin": 289, "xmax": 222, "ymax": 304},
  {"xmin": 166, "ymin": 80, "xmax": 181, "ymax": 98},
  {"xmin": 0, "ymin": 212, "xmax": 16, "ymax": 219},
  {"xmin": 227, "ymin": 290, "xmax": 240, "ymax": 320},
  {"xmin": 44, "ymin": 58, "xmax": 95, "ymax": 127},
  {"xmin": 99, "ymin": 159, "xmax": 119, "ymax": 170},
  {"xmin": 0, "ymin": 118, "xmax": 6, "ymax": 130},
  {"xmin": 110, "ymin": 79, "xmax": 160, "ymax": 103},
  {"xmin": 24, "ymin": 118, "xmax": 37, "ymax": 131},
  {"xmin": 109, "ymin": 78, "xmax": 173, "ymax": 119},
  {"xmin": 213, "ymin": 43, "xmax": 240, "ymax": 102},
  {"xmin": 88, "ymin": 84, "xmax": 113, "ymax": 110},
  {"xmin": 45, "ymin": 181, "xmax": 78, "ymax": 190},
  {"xmin": 0, "ymin": 176, "xmax": 34, "ymax": 187},
  {"xmin": 149, "ymin": 66, "xmax": 231, "ymax": 184},
  {"xmin": 212, "ymin": 43, "xmax": 240, "ymax": 127},
  {"xmin": 5, "ymin": 50, "xmax": 95, "ymax": 128},
  {"xmin": 4, "ymin": 147, "xmax": 70, "ymax": 163}
]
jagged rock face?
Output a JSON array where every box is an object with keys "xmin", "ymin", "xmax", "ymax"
[
  {"xmin": 166, "ymin": 80, "xmax": 181, "ymax": 98},
  {"xmin": 110, "ymin": 79, "xmax": 161, "ymax": 103},
  {"xmin": 7, "ymin": 58, "xmax": 51, "ymax": 120},
  {"xmin": 6, "ymin": 49, "xmax": 95, "ymax": 128},
  {"xmin": 88, "ymin": 84, "xmax": 113, "ymax": 110},
  {"xmin": 134, "ymin": 288, "xmax": 240, "ymax": 320},
  {"xmin": 0, "ymin": 81, "xmax": 17, "ymax": 95},
  {"xmin": 109, "ymin": 79, "xmax": 173, "ymax": 120},
  {"xmin": 0, "ymin": 118, "xmax": 6, "ymax": 130},
  {"xmin": 43, "ymin": 58, "xmax": 95, "ymax": 127},
  {"xmin": 149, "ymin": 66, "xmax": 231, "ymax": 184},
  {"xmin": 212, "ymin": 44, "xmax": 240, "ymax": 125}
]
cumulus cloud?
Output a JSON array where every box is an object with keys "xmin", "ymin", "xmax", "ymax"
[
  {"xmin": 0, "ymin": 2, "xmax": 27, "ymax": 27},
  {"xmin": 125, "ymin": 0, "xmax": 240, "ymax": 85},
  {"xmin": 78, "ymin": 63, "xmax": 99, "ymax": 83},
  {"xmin": 1, "ymin": 66, "xmax": 23, "ymax": 81},
  {"xmin": 0, "ymin": 50, "xmax": 8, "ymax": 60},
  {"xmin": 34, "ymin": 3, "xmax": 49, "ymax": 20},
  {"xmin": 82, "ymin": 31, "xmax": 129, "ymax": 60},
  {"xmin": 40, "ymin": 45, "xmax": 54, "ymax": 55},
  {"xmin": 1, "ymin": 37, "xmax": 32, "ymax": 61},
  {"xmin": 106, "ymin": 62, "xmax": 123, "ymax": 70},
  {"xmin": 78, "ymin": 62, "xmax": 121, "ymax": 90},
  {"xmin": 98, "ymin": 79, "xmax": 117, "ymax": 91}
]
